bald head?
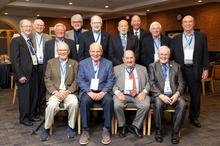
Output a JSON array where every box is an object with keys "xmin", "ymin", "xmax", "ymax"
[
  {"xmin": 131, "ymin": 15, "xmax": 141, "ymax": 30},
  {"xmin": 182, "ymin": 15, "xmax": 195, "ymax": 34},
  {"xmin": 123, "ymin": 50, "xmax": 136, "ymax": 68},
  {"xmin": 33, "ymin": 19, "xmax": 45, "ymax": 33},
  {"xmin": 19, "ymin": 19, "xmax": 32, "ymax": 36},
  {"xmin": 118, "ymin": 20, "xmax": 129, "ymax": 35},
  {"xmin": 90, "ymin": 15, "xmax": 102, "ymax": 32},
  {"xmin": 149, "ymin": 21, "xmax": 162, "ymax": 38}
]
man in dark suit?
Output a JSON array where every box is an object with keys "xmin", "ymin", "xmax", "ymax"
[
  {"xmin": 43, "ymin": 23, "xmax": 78, "ymax": 68},
  {"xmin": 65, "ymin": 14, "xmax": 87, "ymax": 54},
  {"xmin": 141, "ymin": 21, "xmax": 170, "ymax": 68},
  {"xmin": 149, "ymin": 46, "xmax": 186, "ymax": 144},
  {"xmin": 109, "ymin": 20, "xmax": 139, "ymax": 66},
  {"xmin": 171, "ymin": 15, "xmax": 209, "ymax": 128},
  {"xmin": 113, "ymin": 50, "xmax": 150, "ymax": 138},
  {"xmin": 10, "ymin": 19, "xmax": 40, "ymax": 126},
  {"xmin": 77, "ymin": 43, "xmax": 115, "ymax": 145},
  {"xmin": 78, "ymin": 15, "xmax": 110, "ymax": 60},
  {"xmin": 32, "ymin": 19, "xmax": 52, "ymax": 116}
]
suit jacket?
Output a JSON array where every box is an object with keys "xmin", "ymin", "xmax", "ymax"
[
  {"xmin": 65, "ymin": 28, "xmax": 87, "ymax": 41},
  {"xmin": 78, "ymin": 30, "xmax": 110, "ymax": 60},
  {"xmin": 128, "ymin": 28, "xmax": 150, "ymax": 44},
  {"xmin": 141, "ymin": 34, "xmax": 170, "ymax": 68},
  {"xmin": 43, "ymin": 38, "xmax": 78, "ymax": 66},
  {"xmin": 113, "ymin": 64, "xmax": 150, "ymax": 94},
  {"xmin": 171, "ymin": 31, "xmax": 209, "ymax": 80},
  {"xmin": 149, "ymin": 61, "xmax": 185, "ymax": 98},
  {"xmin": 77, "ymin": 57, "xmax": 115, "ymax": 98},
  {"xmin": 10, "ymin": 35, "xmax": 34, "ymax": 80},
  {"xmin": 108, "ymin": 33, "xmax": 139, "ymax": 66},
  {"xmin": 44, "ymin": 58, "xmax": 78, "ymax": 99}
]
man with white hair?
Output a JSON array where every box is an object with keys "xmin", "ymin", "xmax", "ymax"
[
  {"xmin": 40, "ymin": 42, "xmax": 78, "ymax": 141},
  {"xmin": 149, "ymin": 46, "xmax": 186, "ymax": 144},
  {"xmin": 141, "ymin": 21, "xmax": 170, "ymax": 68},
  {"xmin": 78, "ymin": 15, "xmax": 110, "ymax": 60},
  {"xmin": 65, "ymin": 14, "xmax": 87, "ymax": 54}
]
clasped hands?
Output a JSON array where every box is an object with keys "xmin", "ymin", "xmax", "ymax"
[
  {"xmin": 116, "ymin": 91, "xmax": 146, "ymax": 101},
  {"xmin": 159, "ymin": 92, "xmax": 180, "ymax": 105},
  {"xmin": 87, "ymin": 91, "xmax": 106, "ymax": 101},
  {"xmin": 54, "ymin": 90, "xmax": 69, "ymax": 101}
]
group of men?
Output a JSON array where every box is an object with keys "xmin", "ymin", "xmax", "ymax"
[{"xmin": 10, "ymin": 13, "xmax": 209, "ymax": 145}]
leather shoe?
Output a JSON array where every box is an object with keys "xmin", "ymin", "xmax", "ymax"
[
  {"xmin": 171, "ymin": 132, "xmax": 180, "ymax": 144},
  {"xmin": 190, "ymin": 119, "xmax": 201, "ymax": 128},
  {"xmin": 119, "ymin": 125, "xmax": 127, "ymax": 138},
  {"xmin": 20, "ymin": 120, "xmax": 33, "ymax": 126},
  {"xmin": 30, "ymin": 117, "xmax": 41, "ymax": 122},
  {"xmin": 128, "ymin": 125, "xmax": 142, "ymax": 138},
  {"xmin": 155, "ymin": 130, "xmax": 163, "ymax": 142}
]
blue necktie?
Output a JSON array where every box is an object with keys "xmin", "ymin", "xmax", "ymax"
[{"xmin": 162, "ymin": 64, "xmax": 168, "ymax": 79}]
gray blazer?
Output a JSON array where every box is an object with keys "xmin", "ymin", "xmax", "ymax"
[
  {"xmin": 65, "ymin": 29, "xmax": 87, "ymax": 41},
  {"xmin": 113, "ymin": 64, "xmax": 150, "ymax": 94},
  {"xmin": 149, "ymin": 61, "xmax": 185, "ymax": 98},
  {"xmin": 31, "ymin": 32, "xmax": 51, "ymax": 50}
]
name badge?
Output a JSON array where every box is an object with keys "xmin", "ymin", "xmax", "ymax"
[
  {"xmin": 154, "ymin": 53, "xmax": 159, "ymax": 62},
  {"xmin": 31, "ymin": 55, "xmax": 38, "ymax": 65},
  {"xmin": 184, "ymin": 49, "xmax": 193, "ymax": 60},
  {"xmin": 164, "ymin": 81, "xmax": 172, "ymax": 95},
  {"xmin": 76, "ymin": 44, "xmax": 79, "ymax": 53},
  {"xmin": 90, "ymin": 78, "xmax": 99, "ymax": 90},
  {"xmin": 125, "ymin": 79, "xmax": 133, "ymax": 91}
]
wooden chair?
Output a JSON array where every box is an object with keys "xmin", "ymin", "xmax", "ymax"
[
  {"xmin": 12, "ymin": 84, "xmax": 17, "ymax": 104},
  {"xmin": 201, "ymin": 62, "xmax": 215, "ymax": 96},
  {"xmin": 78, "ymin": 103, "xmax": 115, "ymax": 134},
  {"xmin": 114, "ymin": 103, "xmax": 152, "ymax": 136}
]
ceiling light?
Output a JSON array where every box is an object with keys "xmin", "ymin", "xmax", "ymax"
[
  {"xmin": 25, "ymin": 0, "xmax": 30, "ymax": 2},
  {"xmin": 69, "ymin": 2, "xmax": 73, "ymax": 5},
  {"xmin": 147, "ymin": 9, "xmax": 150, "ymax": 12},
  {"xmin": 36, "ymin": 14, "xmax": 40, "ymax": 17},
  {"xmin": 4, "ymin": 12, "xmax": 8, "ymax": 15},
  {"xmin": 198, "ymin": 0, "xmax": 202, "ymax": 2},
  {"xmin": 105, "ymin": 5, "xmax": 109, "ymax": 8}
]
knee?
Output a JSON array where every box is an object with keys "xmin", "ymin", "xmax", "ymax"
[
  {"xmin": 80, "ymin": 96, "xmax": 91, "ymax": 107},
  {"xmin": 103, "ymin": 95, "xmax": 113, "ymax": 105},
  {"xmin": 46, "ymin": 101, "xmax": 58, "ymax": 110},
  {"xmin": 178, "ymin": 97, "xmax": 186, "ymax": 111},
  {"xmin": 154, "ymin": 97, "xmax": 163, "ymax": 110}
]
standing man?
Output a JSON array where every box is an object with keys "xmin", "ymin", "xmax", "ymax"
[
  {"xmin": 10, "ymin": 19, "xmax": 39, "ymax": 126},
  {"xmin": 171, "ymin": 15, "xmax": 209, "ymax": 128},
  {"xmin": 40, "ymin": 42, "xmax": 78, "ymax": 141},
  {"xmin": 113, "ymin": 50, "xmax": 150, "ymax": 138},
  {"xmin": 65, "ymin": 14, "xmax": 87, "ymax": 54},
  {"xmin": 77, "ymin": 43, "xmax": 115, "ymax": 145},
  {"xmin": 32, "ymin": 19, "xmax": 51, "ymax": 116},
  {"xmin": 44, "ymin": 23, "xmax": 78, "ymax": 67},
  {"xmin": 141, "ymin": 21, "xmax": 170, "ymax": 68},
  {"xmin": 78, "ymin": 15, "xmax": 110, "ymax": 60},
  {"xmin": 109, "ymin": 20, "xmax": 139, "ymax": 66},
  {"xmin": 149, "ymin": 46, "xmax": 186, "ymax": 144}
]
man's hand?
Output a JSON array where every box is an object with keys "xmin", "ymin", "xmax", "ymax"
[
  {"xmin": 87, "ymin": 91, "xmax": 99, "ymax": 101},
  {"xmin": 170, "ymin": 92, "xmax": 180, "ymax": 105},
  {"xmin": 137, "ymin": 91, "xmax": 146, "ymax": 101},
  {"xmin": 116, "ymin": 92, "xmax": 125, "ymax": 101},
  {"xmin": 202, "ymin": 69, "xmax": 208, "ymax": 80},
  {"xmin": 159, "ymin": 94, "xmax": 172, "ymax": 104},
  {"xmin": 96, "ymin": 91, "xmax": 106, "ymax": 100},
  {"xmin": 19, "ymin": 76, "xmax": 27, "ymax": 84}
]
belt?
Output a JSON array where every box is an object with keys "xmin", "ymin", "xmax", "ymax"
[{"xmin": 184, "ymin": 64, "xmax": 193, "ymax": 68}]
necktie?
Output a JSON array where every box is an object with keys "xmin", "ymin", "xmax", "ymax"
[
  {"xmin": 162, "ymin": 64, "xmax": 168, "ymax": 79},
  {"xmin": 129, "ymin": 71, "xmax": 137, "ymax": 97},
  {"xmin": 121, "ymin": 35, "xmax": 126, "ymax": 50},
  {"xmin": 27, "ymin": 39, "xmax": 36, "ymax": 55},
  {"xmin": 134, "ymin": 31, "xmax": 139, "ymax": 39}
]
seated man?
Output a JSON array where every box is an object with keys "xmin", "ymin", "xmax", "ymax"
[
  {"xmin": 113, "ymin": 50, "xmax": 150, "ymax": 138},
  {"xmin": 148, "ymin": 46, "xmax": 186, "ymax": 144},
  {"xmin": 77, "ymin": 42, "xmax": 115, "ymax": 145},
  {"xmin": 40, "ymin": 42, "xmax": 78, "ymax": 141}
]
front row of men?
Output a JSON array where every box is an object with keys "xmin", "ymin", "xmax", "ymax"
[{"xmin": 39, "ymin": 42, "xmax": 185, "ymax": 145}]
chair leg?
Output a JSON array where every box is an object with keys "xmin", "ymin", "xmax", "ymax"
[
  {"xmin": 111, "ymin": 115, "xmax": 115, "ymax": 134},
  {"xmin": 78, "ymin": 111, "xmax": 81, "ymax": 135},
  {"xmin": 202, "ymin": 81, "xmax": 205, "ymax": 96},
  {"xmin": 147, "ymin": 110, "xmax": 152, "ymax": 136},
  {"xmin": 210, "ymin": 81, "xmax": 215, "ymax": 94},
  {"xmin": 10, "ymin": 75, "xmax": 14, "ymax": 90},
  {"xmin": 143, "ymin": 116, "xmax": 146, "ymax": 135},
  {"xmin": 12, "ymin": 85, "xmax": 17, "ymax": 104},
  {"xmin": 114, "ymin": 118, "xmax": 118, "ymax": 135}
]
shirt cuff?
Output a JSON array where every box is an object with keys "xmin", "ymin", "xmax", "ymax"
[
  {"xmin": 143, "ymin": 89, "xmax": 148, "ymax": 94},
  {"xmin": 114, "ymin": 90, "xmax": 121, "ymax": 95}
]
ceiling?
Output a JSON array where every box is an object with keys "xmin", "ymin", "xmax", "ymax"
[{"xmin": 0, "ymin": 0, "xmax": 219, "ymax": 19}]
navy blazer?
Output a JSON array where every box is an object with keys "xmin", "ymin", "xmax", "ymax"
[
  {"xmin": 171, "ymin": 31, "xmax": 209, "ymax": 80},
  {"xmin": 141, "ymin": 34, "xmax": 170, "ymax": 68},
  {"xmin": 77, "ymin": 57, "xmax": 115, "ymax": 98},
  {"xmin": 108, "ymin": 33, "xmax": 139, "ymax": 66},
  {"xmin": 78, "ymin": 30, "xmax": 110, "ymax": 60}
]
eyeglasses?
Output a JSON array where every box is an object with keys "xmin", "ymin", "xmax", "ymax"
[{"xmin": 22, "ymin": 25, "xmax": 32, "ymax": 28}]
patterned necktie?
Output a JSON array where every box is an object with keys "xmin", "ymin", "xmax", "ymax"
[
  {"xmin": 129, "ymin": 71, "xmax": 137, "ymax": 97},
  {"xmin": 162, "ymin": 64, "xmax": 168, "ymax": 79},
  {"xmin": 121, "ymin": 35, "xmax": 127, "ymax": 50},
  {"xmin": 27, "ymin": 39, "xmax": 36, "ymax": 55},
  {"xmin": 135, "ymin": 31, "xmax": 139, "ymax": 39}
]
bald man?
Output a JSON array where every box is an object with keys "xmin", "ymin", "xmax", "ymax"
[
  {"xmin": 171, "ymin": 15, "xmax": 209, "ymax": 128},
  {"xmin": 78, "ymin": 15, "xmax": 110, "ymax": 60},
  {"xmin": 109, "ymin": 20, "xmax": 139, "ymax": 66},
  {"xmin": 10, "ymin": 19, "xmax": 39, "ymax": 126},
  {"xmin": 32, "ymin": 19, "xmax": 51, "ymax": 116},
  {"xmin": 141, "ymin": 21, "xmax": 170, "ymax": 68}
]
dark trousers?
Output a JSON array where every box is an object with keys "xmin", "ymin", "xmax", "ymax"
[
  {"xmin": 80, "ymin": 92, "xmax": 113, "ymax": 131},
  {"xmin": 154, "ymin": 96, "xmax": 186, "ymax": 133},
  {"xmin": 183, "ymin": 66, "xmax": 201, "ymax": 120},
  {"xmin": 17, "ymin": 67, "xmax": 38, "ymax": 122},
  {"xmin": 36, "ymin": 64, "xmax": 46, "ymax": 115}
]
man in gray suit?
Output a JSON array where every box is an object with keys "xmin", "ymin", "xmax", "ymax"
[
  {"xmin": 113, "ymin": 50, "xmax": 150, "ymax": 138},
  {"xmin": 65, "ymin": 14, "xmax": 87, "ymax": 54},
  {"xmin": 149, "ymin": 46, "xmax": 186, "ymax": 144}
]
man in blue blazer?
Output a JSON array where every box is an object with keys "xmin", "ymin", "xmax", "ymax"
[
  {"xmin": 77, "ymin": 42, "xmax": 115, "ymax": 145},
  {"xmin": 171, "ymin": 15, "xmax": 209, "ymax": 128}
]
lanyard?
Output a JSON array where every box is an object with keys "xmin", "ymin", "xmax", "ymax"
[
  {"xmin": 74, "ymin": 30, "xmax": 81, "ymax": 43},
  {"xmin": 154, "ymin": 38, "xmax": 160, "ymax": 50},
  {"xmin": 184, "ymin": 33, "xmax": 193, "ymax": 46},
  {"xmin": 95, "ymin": 33, "xmax": 101, "ymax": 43},
  {"xmin": 93, "ymin": 63, "xmax": 99, "ymax": 78},
  {"xmin": 126, "ymin": 67, "xmax": 135, "ymax": 76},
  {"xmin": 36, "ymin": 35, "xmax": 43, "ymax": 49},
  {"xmin": 60, "ymin": 61, "xmax": 66, "ymax": 79}
]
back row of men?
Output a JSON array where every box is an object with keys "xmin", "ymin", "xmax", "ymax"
[{"xmin": 10, "ymin": 14, "xmax": 209, "ymax": 145}]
